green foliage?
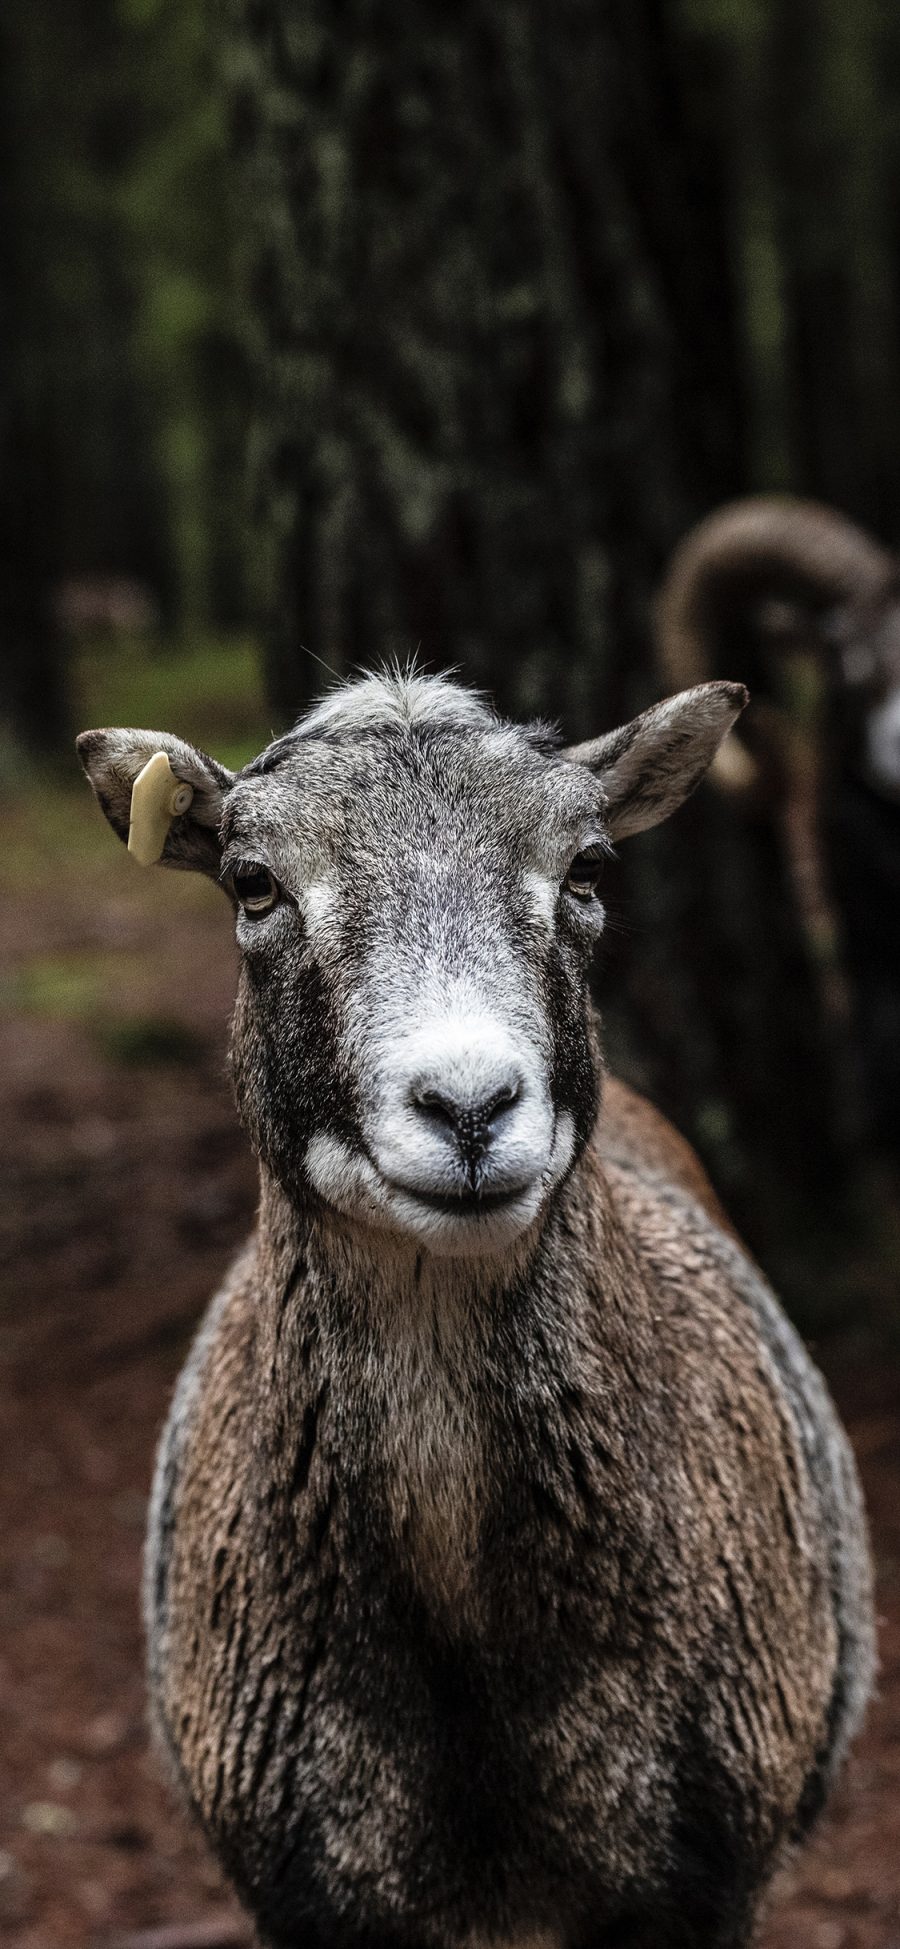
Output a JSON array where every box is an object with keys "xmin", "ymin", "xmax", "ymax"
[
  {"xmin": 115, "ymin": 0, "xmax": 250, "ymax": 629},
  {"xmin": 2, "ymin": 953, "xmax": 105, "ymax": 1024},
  {"xmin": 3, "ymin": 0, "xmax": 900, "ymax": 1323},
  {"xmin": 76, "ymin": 633, "xmax": 272, "ymax": 768},
  {"xmin": 0, "ymin": 631, "xmax": 258, "ymax": 1076},
  {"xmin": 0, "ymin": 0, "xmax": 248, "ymax": 661},
  {"xmin": 676, "ymin": 0, "xmax": 900, "ymax": 516},
  {"xmin": 0, "ymin": 632, "xmax": 267, "ymax": 885}
]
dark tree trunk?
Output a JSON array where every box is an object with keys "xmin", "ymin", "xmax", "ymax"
[
  {"xmin": 769, "ymin": 0, "xmax": 900, "ymax": 537},
  {"xmin": 0, "ymin": 10, "xmax": 68, "ymax": 755},
  {"xmin": 0, "ymin": 0, "xmax": 172, "ymax": 754},
  {"xmin": 232, "ymin": 0, "xmax": 742, "ymax": 725},
  {"xmin": 231, "ymin": 0, "xmax": 851, "ymax": 1298},
  {"xmin": 0, "ymin": 437, "xmax": 67, "ymax": 757}
]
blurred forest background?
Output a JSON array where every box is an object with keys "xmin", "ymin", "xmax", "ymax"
[
  {"xmin": 3, "ymin": 4, "xmax": 900, "ymax": 1945},
  {"xmin": 5, "ymin": 0, "xmax": 900, "ymax": 1313}
]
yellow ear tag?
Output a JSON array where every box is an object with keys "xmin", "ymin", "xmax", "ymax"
[{"xmin": 127, "ymin": 751, "xmax": 195, "ymax": 866}]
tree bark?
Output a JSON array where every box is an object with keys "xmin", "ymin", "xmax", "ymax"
[
  {"xmin": 231, "ymin": 0, "xmax": 743, "ymax": 723},
  {"xmin": 0, "ymin": 6, "xmax": 68, "ymax": 755},
  {"xmin": 230, "ymin": 0, "xmax": 851, "ymax": 1296}
]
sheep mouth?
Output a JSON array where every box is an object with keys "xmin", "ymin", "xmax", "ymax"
[{"xmin": 383, "ymin": 1178, "xmax": 534, "ymax": 1217}]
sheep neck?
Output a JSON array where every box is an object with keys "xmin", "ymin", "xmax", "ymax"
[{"xmin": 248, "ymin": 1156, "xmax": 653, "ymax": 1625}]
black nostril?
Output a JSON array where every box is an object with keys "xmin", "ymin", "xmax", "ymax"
[
  {"xmin": 411, "ymin": 1081, "xmax": 521, "ymax": 1171},
  {"xmin": 414, "ymin": 1088, "xmax": 459, "ymax": 1130},
  {"xmin": 486, "ymin": 1081, "xmax": 520, "ymax": 1118},
  {"xmin": 413, "ymin": 1082, "xmax": 519, "ymax": 1127}
]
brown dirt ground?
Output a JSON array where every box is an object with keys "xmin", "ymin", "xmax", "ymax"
[{"xmin": 1, "ymin": 845, "xmax": 899, "ymax": 1949}]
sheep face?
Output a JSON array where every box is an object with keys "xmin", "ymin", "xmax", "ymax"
[
  {"xmin": 77, "ymin": 671, "xmax": 745, "ymax": 1259},
  {"xmin": 226, "ymin": 685, "xmax": 603, "ymax": 1258}
]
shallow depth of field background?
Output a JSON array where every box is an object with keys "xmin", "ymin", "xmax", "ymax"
[{"xmin": 1, "ymin": 2, "xmax": 900, "ymax": 1945}]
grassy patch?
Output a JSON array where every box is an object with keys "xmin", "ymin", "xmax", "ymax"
[
  {"xmin": 1, "ymin": 952, "xmax": 105, "ymax": 1021},
  {"xmin": 75, "ymin": 632, "xmax": 275, "ymax": 770},
  {"xmin": 0, "ymin": 948, "xmax": 211, "ymax": 1069},
  {"xmin": 1, "ymin": 632, "xmax": 276, "ymax": 896}
]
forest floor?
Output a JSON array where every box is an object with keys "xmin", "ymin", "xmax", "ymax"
[{"xmin": 1, "ymin": 752, "xmax": 899, "ymax": 1949}]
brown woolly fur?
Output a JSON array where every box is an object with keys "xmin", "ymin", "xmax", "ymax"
[{"xmin": 77, "ymin": 670, "xmax": 875, "ymax": 1949}]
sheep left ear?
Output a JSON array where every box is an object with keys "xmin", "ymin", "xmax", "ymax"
[
  {"xmin": 76, "ymin": 728, "xmax": 234, "ymax": 877},
  {"xmin": 565, "ymin": 682, "xmax": 749, "ymax": 840}
]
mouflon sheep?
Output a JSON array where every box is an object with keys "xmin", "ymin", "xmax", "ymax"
[{"xmin": 78, "ymin": 670, "xmax": 875, "ymax": 1949}]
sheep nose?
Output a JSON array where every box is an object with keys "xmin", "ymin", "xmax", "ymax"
[{"xmin": 412, "ymin": 1079, "xmax": 522, "ymax": 1172}]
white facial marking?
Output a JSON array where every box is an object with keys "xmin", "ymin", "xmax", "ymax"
[
  {"xmin": 300, "ymin": 878, "xmax": 337, "ymax": 933},
  {"xmin": 523, "ymin": 868, "xmax": 558, "ymax": 932},
  {"xmin": 306, "ymin": 1099, "xmax": 575, "ymax": 1260},
  {"xmin": 373, "ymin": 1011, "xmax": 549, "ymax": 1173}
]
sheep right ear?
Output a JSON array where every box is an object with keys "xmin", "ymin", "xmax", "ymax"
[
  {"xmin": 76, "ymin": 728, "xmax": 234, "ymax": 878},
  {"xmin": 565, "ymin": 682, "xmax": 749, "ymax": 839}
]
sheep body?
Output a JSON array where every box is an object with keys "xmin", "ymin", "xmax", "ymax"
[
  {"xmin": 76, "ymin": 673, "xmax": 874, "ymax": 1949},
  {"xmin": 146, "ymin": 1078, "xmax": 873, "ymax": 1949}
]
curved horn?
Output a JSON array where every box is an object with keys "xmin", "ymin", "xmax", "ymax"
[
  {"xmin": 657, "ymin": 496, "xmax": 896, "ymax": 694},
  {"xmin": 656, "ymin": 497, "xmax": 898, "ymax": 798}
]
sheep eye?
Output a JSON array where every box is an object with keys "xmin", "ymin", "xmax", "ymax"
[
  {"xmin": 232, "ymin": 863, "xmax": 279, "ymax": 915},
  {"xmin": 564, "ymin": 850, "xmax": 604, "ymax": 901}
]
